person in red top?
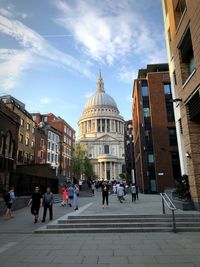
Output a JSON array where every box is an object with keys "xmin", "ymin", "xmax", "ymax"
[{"xmin": 61, "ymin": 186, "xmax": 68, "ymax": 206}]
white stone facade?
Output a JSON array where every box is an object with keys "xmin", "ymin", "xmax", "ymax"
[{"xmin": 78, "ymin": 72, "xmax": 125, "ymax": 180}]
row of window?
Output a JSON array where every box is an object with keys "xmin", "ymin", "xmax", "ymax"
[
  {"xmin": 48, "ymin": 142, "xmax": 59, "ymax": 153},
  {"xmin": 19, "ymin": 134, "xmax": 35, "ymax": 148},
  {"xmin": 48, "ymin": 131, "xmax": 59, "ymax": 142},
  {"xmin": 63, "ymin": 135, "xmax": 72, "ymax": 145},
  {"xmin": 47, "ymin": 152, "xmax": 58, "ymax": 164},
  {"xmin": 20, "ymin": 119, "xmax": 35, "ymax": 133}
]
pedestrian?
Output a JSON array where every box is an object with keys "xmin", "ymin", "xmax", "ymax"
[
  {"xmin": 3, "ymin": 187, "xmax": 15, "ymax": 219},
  {"xmin": 42, "ymin": 187, "xmax": 54, "ymax": 222},
  {"xmin": 61, "ymin": 185, "xmax": 67, "ymax": 206},
  {"xmin": 101, "ymin": 181, "xmax": 109, "ymax": 208},
  {"xmin": 91, "ymin": 182, "xmax": 95, "ymax": 195},
  {"xmin": 28, "ymin": 186, "xmax": 43, "ymax": 223},
  {"xmin": 79, "ymin": 180, "xmax": 83, "ymax": 191},
  {"xmin": 117, "ymin": 183, "xmax": 125, "ymax": 203},
  {"xmin": 68, "ymin": 184, "xmax": 74, "ymax": 207},
  {"xmin": 130, "ymin": 183, "xmax": 137, "ymax": 202},
  {"xmin": 73, "ymin": 184, "xmax": 79, "ymax": 210}
]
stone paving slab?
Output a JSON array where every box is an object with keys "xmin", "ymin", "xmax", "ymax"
[{"xmin": 0, "ymin": 192, "xmax": 200, "ymax": 266}]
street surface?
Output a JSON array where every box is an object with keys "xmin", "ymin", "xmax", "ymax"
[{"xmin": 0, "ymin": 191, "xmax": 200, "ymax": 267}]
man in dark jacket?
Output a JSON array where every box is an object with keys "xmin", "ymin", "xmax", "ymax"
[{"xmin": 42, "ymin": 187, "xmax": 54, "ymax": 222}]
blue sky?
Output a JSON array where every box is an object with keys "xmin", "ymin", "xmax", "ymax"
[{"xmin": 0, "ymin": 0, "xmax": 167, "ymax": 134}]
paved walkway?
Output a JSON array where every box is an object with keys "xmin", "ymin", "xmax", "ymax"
[{"xmin": 0, "ymin": 192, "xmax": 200, "ymax": 267}]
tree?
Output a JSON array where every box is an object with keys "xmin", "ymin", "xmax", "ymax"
[
  {"xmin": 72, "ymin": 144, "xmax": 85, "ymax": 178},
  {"xmin": 72, "ymin": 144, "xmax": 96, "ymax": 179}
]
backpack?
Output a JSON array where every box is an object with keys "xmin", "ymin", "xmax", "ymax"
[{"xmin": 4, "ymin": 192, "xmax": 11, "ymax": 203}]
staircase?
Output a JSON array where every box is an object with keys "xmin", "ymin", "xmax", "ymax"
[{"xmin": 35, "ymin": 214, "xmax": 200, "ymax": 233}]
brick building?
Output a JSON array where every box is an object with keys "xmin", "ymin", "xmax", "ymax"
[
  {"xmin": 32, "ymin": 113, "xmax": 75, "ymax": 182},
  {"xmin": 162, "ymin": 0, "xmax": 200, "ymax": 209},
  {"xmin": 132, "ymin": 64, "xmax": 181, "ymax": 193},
  {"xmin": 0, "ymin": 95, "xmax": 36, "ymax": 165},
  {"xmin": 0, "ymin": 101, "xmax": 20, "ymax": 193}
]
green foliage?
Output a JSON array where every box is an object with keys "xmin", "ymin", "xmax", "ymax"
[
  {"xmin": 175, "ymin": 174, "xmax": 191, "ymax": 199},
  {"xmin": 119, "ymin": 173, "xmax": 126, "ymax": 179},
  {"xmin": 72, "ymin": 144, "xmax": 96, "ymax": 179}
]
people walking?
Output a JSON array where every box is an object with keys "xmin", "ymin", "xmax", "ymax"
[
  {"xmin": 61, "ymin": 185, "xmax": 67, "ymax": 206},
  {"xmin": 68, "ymin": 184, "xmax": 74, "ymax": 207},
  {"xmin": 73, "ymin": 184, "xmax": 79, "ymax": 210},
  {"xmin": 42, "ymin": 187, "xmax": 54, "ymax": 222},
  {"xmin": 3, "ymin": 187, "xmax": 15, "ymax": 219},
  {"xmin": 28, "ymin": 186, "xmax": 43, "ymax": 223},
  {"xmin": 101, "ymin": 181, "xmax": 109, "ymax": 208},
  {"xmin": 117, "ymin": 183, "xmax": 125, "ymax": 203},
  {"xmin": 91, "ymin": 182, "xmax": 95, "ymax": 195},
  {"xmin": 130, "ymin": 183, "xmax": 137, "ymax": 202}
]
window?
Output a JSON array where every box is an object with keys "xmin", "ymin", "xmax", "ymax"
[
  {"xmin": 40, "ymin": 151, "xmax": 43, "ymax": 160},
  {"xmin": 20, "ymin": 119, "xmax": 24, "ymax": 126},
  {"xmin": 48, "ymin": 141, "xmax": 51, "ymax": 149},
  {"xmin": 40, "ymin": 139, "xmax": 44, "ymax": 148},
  {"xmin": 44, "ymin": 116, "xmax": 47, "ymax": 122},
  {"xmin": 19, "ymin": 134, "xmax": 23, "ymax": 143},
  {"xmin": 173, "ymin": 70, "xmax": 177, "ymax": 86},
  {"xmin": 64, "ymin": 135, "xmax": 66, "ymax": 143},
  {"xmin": 142, "ymin": 85, "xmax": 148, "ymax": 96},
  {"xmin": 48, "ymin": 131, "xmax": 51, "ymax": 139},
  {"xmin": 168, "ymin": 128, "xmax": 177, "ymax": 146},
  {"xmin": 55, "ymin": 154, "xmax": 58, "ymax": 164},
  {"xmin": 32, "ymin": 127, "xmax": 35, "ymax": 134},
  {"xmin": 31, "ymin": 141, "xmax": 35, "ymax": 148},
  {"xmin": 47, "ymin": 152, "xmax": 50, "ymax": 162},
  {"xmin": 148, "ymin": 154, "xmax": 154, "ymax": 164},
  {"xmin": 51, "ymin": 154, "xmax": 54, "ymax": 162},
  {"xmin": 25, "ymin": 137, "xmax": 29, "ymax": 146},
  {"xmin": 51, "ymin": 143, "xmax": 54, "ymax": 151},
  {"xmin": 52, "ymin": 133, "xmax": 55, "ymax": 141},
  {"xmin": 26, "ymin": 123, "xmax": 30, "ymax": 130},
  {"xmin": 143, "ymin": 108, "xmax": 150, "ymax": 118},
  {"xmin": 175, "ymin": 0, "xmax": 187, "ymax": 29},
  {"xmin": 164, "ymin": 83, "xmax": 171, "ymax": 95},
  {"xmin": 104, "ymin": 145, "xmax": 109, "ymax": 154},
  {"xmin": 64, "ymin": 126, "xmax": 67, "ymax": 133},
  {"xmin": 178, "ymin": 28, "xmax": 195, "ymax": 84}
]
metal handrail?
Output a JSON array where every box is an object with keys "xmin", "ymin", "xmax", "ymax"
[{"xmin": 160, "ymin": 193, "xmax": 177, "ymax": 233}]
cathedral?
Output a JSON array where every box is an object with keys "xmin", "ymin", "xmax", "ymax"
[{"xmin": 78, "ymin": 72, "xmax": 125, "ymax": 180}]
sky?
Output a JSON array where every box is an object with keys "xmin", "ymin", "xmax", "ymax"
[{"xmin": 0, "ymin": 0, "xmax": 167, "ymax": 135}]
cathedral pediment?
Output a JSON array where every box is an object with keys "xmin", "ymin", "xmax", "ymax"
[{"xmin": 95, "ymin": 134, "xmax": 119, "ymax": 142}]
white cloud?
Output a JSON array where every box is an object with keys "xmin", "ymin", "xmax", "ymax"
[
  {"xmin": 0, "ymin": 14, "xmax": 93, "ymax": 90},
  {"xmin": 54, "ymin": 0, "xmax": 166, "ymax": 65},
  {"xmin": 118, "ymin": 66, "xmax": 137, "ymax": 84},
  {"xmin": 0, "ymin": 49, "xmax": 32, "ymax": 90}
]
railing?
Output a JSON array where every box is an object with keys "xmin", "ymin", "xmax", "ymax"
[{"xmin": 160, "ymin": 193, "xmax": 177, "ymax": 233}]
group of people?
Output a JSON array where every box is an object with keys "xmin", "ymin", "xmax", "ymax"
[
  {"xmin": 60, "ymin": 184, "xmax": 79, "ymax": 210},
  {"xmin": 100, "ymin": 180, "xmax": 139, "ymax": 207}
]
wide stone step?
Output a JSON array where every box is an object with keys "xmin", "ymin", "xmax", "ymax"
[
  {"xmin": 58, "ymin": 217, "xmax": 200, "ymax": 224},
  {"xmin": 35, "ymin": 226, "xmax": 200, "ymax": 234},
  {"xmin": 67, "ymin": 214, "xmax": 200, "ymax": 219},
  {"xmin": 47, "ymin": 222, "xmax": 200, "ymax": 229}
]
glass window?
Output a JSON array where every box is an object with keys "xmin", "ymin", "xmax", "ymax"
[
  {"xmin": 48, "ymin": 131, "xmax": 51, "ymax": 139},
  {"xmin": 47, "ymin": 152, "xmax": 50, "ymax": 162},
  {"xmin": 20, "ymin": 119, "xmax": 24, "ymax": 126},
  {"xmin": 26, "ymin": 123, "xmax": 30, "ymax": 130},
  {"xmin": 51, "ymin": 154, "xmax": 54, "ymax": 162},
  {"xmin": 19, "ymin": 134, "xmax": 23, "ymax": 143},
  {"xmin": 148, "ymin": 154, "xmax": 154, "ymax": 163},
  {"xmin": 64, "ymin": 126, "xmax": 67, "ymax": 133},
  {"xmin": 48, "ymin": 141, "xmax": 51, "ymax": 150},
  {"xmin": 104, "ymin": 145, "xmax": 109, "ymax": 154},
  {"xmin": 40, "ymin": 139, "xmax": 44, "ymax": 147},
  {"xmin": 52, "ymin": 143, "xmax": 54, "ymax": 151},
  {"xmin": 32, "ymin": 127, "xmax": 35, "ymax": 134},
  {"xmin": 142, "ymin": 86, "xmax": 148, "ymax": 96},
  {"xmin": 168, "ymin": 128, "xmax": 178, "ymax": 146},
  {"xmin": 40, "ymin": 151, "xmax": 43, "ymax": 159},
  {"xmin": 25, "ymin": 137, "xmax": 29, "ymax": 146},
  {"xmin": 143, "ymin": 108, "xmax": 150, "ymax": 118},
  {"xmin": 178, "ymin": 28, "xmax": 195, "ymax": 84},
  {"xmin": 164, "ymin": 83, "xmax": 171, "ymax": 95}
]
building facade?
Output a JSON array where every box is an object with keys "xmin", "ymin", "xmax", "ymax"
[
  {"xmin": 162, "ymin": 0, "xmax": 200, "ymax": 208},
  {"xmin": 32, "ymin": 113, "xmax": 75, "ymax": 181},
  {"xmin": 132, "ymin": 64, "xmax": 181, "ymax": 193},
  {"xmin": 124, "ymin": 120, "xmax": 135, "ymax": 184},
  {"xmin": 0, "ymin": 102, "xmax": 20, "ymax": 194},
  {"xmin": 0, "ymin": 95, "xmax": 36, "ymax": 165},
  {"xmin": 78, "ymin": 72, "xmax": 125, "ymax": 180}
]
